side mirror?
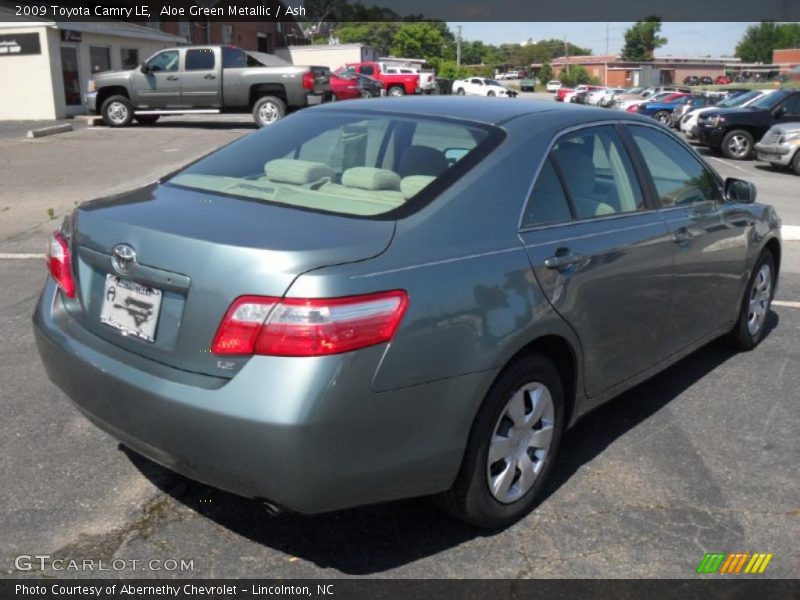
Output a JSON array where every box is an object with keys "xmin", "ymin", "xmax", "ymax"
[
  {"xmin": 140, "ymin": 62, "xmax": 149, "ymax": 74},
  {"xmin": 725, "ymin": 177, "xmax": 757, "ymax": 203},
  {"xmin": 774, "ymin": 105, "xmax": 787, "ymax": 118}
]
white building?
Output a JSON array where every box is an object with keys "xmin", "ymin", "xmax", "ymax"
[
  {"xmin": 276, "ymin": 43, "xmax": 378, "ymax": 72},
  {"xmin": 0, "ymin": 9, "xmax": 185, "ymax": 120}
]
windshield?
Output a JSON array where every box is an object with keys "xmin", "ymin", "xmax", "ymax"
[
  {"xmin": 168, "ymin": 112, "xmax": 499, "ymax": 218},
  {"xmin": 749, "ymin": 90, "xmax": 790, "ymax": 110},
  {"xmin": 718, "ymin": 91, "xmax": 760, "ymax": 108}
]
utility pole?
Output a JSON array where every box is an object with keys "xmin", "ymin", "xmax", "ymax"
[
  {"xmin": 456, "ymin": 25, "xmax": 462, "ymax": 70},
  {"xmin": 605, "ymin": 22, "xmax": 609, "ymax": 55},
  {"xmin": 564, "ymin": 35, "xmax": 569, "ymax": 76}
]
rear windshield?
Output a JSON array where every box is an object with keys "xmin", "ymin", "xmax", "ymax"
[{"xmin": 168, "ymin": 112, "xmax": 500, "ymax": 218}]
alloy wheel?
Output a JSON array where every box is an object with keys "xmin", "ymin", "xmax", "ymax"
[
  {"xmin": 258, "ymin": 102, "xmax": 280, "ymax": 125},
  {"xmin": 727, "ymin": 134, "xmax": 751, "ymax": 159},
  {"xmin": 486, "ymin": 382, "xmax": 555, "ymax": 504},
  {"xmin": 747, "ymin": 264, "xmax": 772, "ymax": 336},
  {"xmin": 106, "ymin": 102, "xmax": 129, "ymax": 125}
]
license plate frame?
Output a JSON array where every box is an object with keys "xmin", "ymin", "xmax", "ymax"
[{"xmin": 99, "ymin": 274, "xmax": 163, "ymax": 343}]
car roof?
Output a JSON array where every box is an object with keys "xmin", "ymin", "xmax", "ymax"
[{"xmin": 308, "ymin": 96, "xmax": 650, "ymax": 127}]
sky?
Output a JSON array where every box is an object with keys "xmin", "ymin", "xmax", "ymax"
[{"xmin": 448, "ymin": 22, "xmax": 754, "ymax": 58}]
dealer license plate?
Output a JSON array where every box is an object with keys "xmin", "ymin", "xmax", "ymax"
[{"xmin": 99, "ymin": 274, "xmax": 162, "ymax": 343}]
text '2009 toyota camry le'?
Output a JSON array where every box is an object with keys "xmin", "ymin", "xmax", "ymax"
[{"xmin": 34, "ymin": 97, "xmax": 781, "ymax": 529}]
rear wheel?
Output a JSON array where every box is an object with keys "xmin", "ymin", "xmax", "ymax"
[
  {"xmin": 388, "ymin": 86, "xmax": 405, "ymax": 97},
  {"xmin": 252, "ymin": 95, "xmax": 286, "ymax": 127},
  {"xmin": 721, "ymin": 129, "xmax": 754, "ymax": 160},
  {"xmin": 135, "ymin": 115, "xmax": 160, "ymax": 126},
  {"xmin": 435, "ymin": 355, "xmax": 565, "ymax": 529},
  {"xmin": 728, "ymin": 251, "xmax": 775, "ymax": 350},
  {"xmin": 487, "ymin": 90, "xmax": 496, "ymax": 97},
  {"xmin": 101, "ymin": 95, "xmax": 133, "ymax": 127},
  {"xmin": 456, "ymin": 87, "xmax": 465, "ymax": 96}
]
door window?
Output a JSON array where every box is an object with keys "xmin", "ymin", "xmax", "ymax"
[
  {"xmin": 778, "ymin": 93, "xmax": 800, "ymax": 117},
  {"xmin": 146, "ymin": 50, "xmax": 178, "ymax": 72},
  {"xmin": 185, "ymin": 49, "xmax": 215, "ymax": 71},
  {"xmin": 628, "ymin": 125, "xmax": 719, "ymax": 207},
  {"xmin": 60, "ymin": 46, "xmax": 81, "ymax": 106},
  {"xmin": 359, "ymin": 65, "xmax": 374, "ymax": 76},
  {"xmin": 522, "ymin": 158, "xmax": 573, "ymax": 228},
  {"xmin": 550, "ymin": 125, "xmax": 644, "ymax": 220}
]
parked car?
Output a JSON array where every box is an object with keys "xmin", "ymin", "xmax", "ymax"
[
  {"xmin": 700, "ymin": 76, "xmax": 714, "ymax": 85},
  {"xmin": 668, "ymin": 94, "xmax": 718, "ymax": 128},
  {"xmin": 546, "ymin": 80, "xmax": 562, "ymax": 92},
  {"xmin": 715, "ymin": 75, "xmax": 733, "ymax": 85},
  {"xmin": 637, "ymin": 93, "xmax": 691, "ymax": 123},
  {"xmin": 383, "ymin": 63, "xmax": 436, "ymax": 94},
  {"xmin": 330, "ymin": 72, "xmax": 383, "ymax": 100},
  {"xmin": 683, "ymin": 76, "xmax": 700, "ymax": 86},
  {"xmin": 755, "ymin": 123, "xmax": 800, "ymax": 174},
  {"xmin": 86, "ymin": 45, "xmax": 331, "ymax": 128},
  {"xmin": 681, "ymin": 90, "xmax": 774, "ymax": 138},
  {"xmin": 34, "ymin": 98, "xmax": 781, "ymax": 530},
  {"xmin": 619, "ymin": 91, "xmax": 684, "ymax": 112},
  {"xmin": 520, "ymin": 77, "xmax": 536, "ymax": 92},
  {"xmin": 342, "ymin": 62, "xmax": 420, "ymax": 97},
  {"xmin": 696, "ymin": 88, "xmax": 800, "ymax": 159},
  {"xmin": 555, "ymin": 87, "xmax": 574, "ymax": 101},
  {"xmin": 453, "ymin": 77, "xmax": 517, "ymax": 97},
  {"xmin": 572, "ymin": 85, "xmax": 606, "ymax": 104}
]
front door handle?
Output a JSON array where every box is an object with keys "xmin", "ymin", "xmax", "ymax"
[
  {"xmin": 544, "ymin": 251, "xmax": 586, "ymax": 269},
  {"xmin": 204, "ymin": 74, "xmax": 216, "ymax": 80},
  {"xmin": 672, "ymin": 227, "xmax": 694, "ymax": 244},
  {"xmin": 166, "ymin": 75, "xmax": 179, "ymax": 81}
]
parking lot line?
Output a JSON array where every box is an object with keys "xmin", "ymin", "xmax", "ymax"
[
  {"xmin": 772, "ymin": 300, "xmax": 800, "ymax": 309},
  {"xmin": 0, "ymin": 253, "xmax": 43, "ymax": 259}
]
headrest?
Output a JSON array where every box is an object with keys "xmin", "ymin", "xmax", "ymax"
[
  {"xmin": 553, "ymin": 143, "xmax": 595, "ymax": 198},
  {"xmin": 341, "ymin": 167, "xmax": 401, "ymax": 191},
  {"xmin": 264, "ymin": 159, "xmax": 334, "ymax": 185},
  {"xmin": 398, "ymin": 145, "xmax": 449, "ymax": 178},
  {"xmin": 400, "ymin": 175, "xmax": 436, "ymax": 199}
]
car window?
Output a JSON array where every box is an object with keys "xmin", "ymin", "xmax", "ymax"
[
  {"xmin": 550, "ymin": 126, "xmax": 644, "ymax": 220},
  {"xmin": 169, "ymin": 113, "xmax": 497, "ymax": 218},
  {"xmin": 779, "ymin": 94, "xmax": 800, "ymax": 116},
  {"xmin": 359, "ymin": 65, "xmax": 374, "ymax": 76},
  {"xmin": 471, "ymin": 79, "xmax": 482, "ymax": 85},
  {"xmin": 185, "ymin": 49, "xmax": 215, "ymax": 71},
  {"xmin": 222, "ymin": 47, "xmax": 261, "ymax": 68},
  {"xmin": 146, "ymin": 50, "xmax": 178, "ymax": 72},
  {"xmin": 628, "ymin": 125, "xmax": 719, "ymax": 207},
  {"xmin": 522, "ymin": 158, "xmax": 573, "ymax": 228}
]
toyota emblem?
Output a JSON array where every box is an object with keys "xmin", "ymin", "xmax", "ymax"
[{"xmin": 111, "ymin": 244, "xmax": 137, "ymax": 274}]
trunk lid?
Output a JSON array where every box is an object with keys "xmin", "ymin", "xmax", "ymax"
[{"xmin": 65, "ymin": 183, "xmax": 394, "ymax": 378}]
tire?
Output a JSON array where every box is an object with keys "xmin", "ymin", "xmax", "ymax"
[
  {"xmin": 653, "ymin": 111, "xmax": 670, "ymax": 125},
  {"xmin": 252, "ymin": 95, "xmax": 286, "ymax": 127},
  {"xmin": 728, "ymin": 251, "xmax": 776, "ymax": 351},
  {"xmin": 435, "ymin": 354, "xmax": 565, "ymax": 529},
  {"xmin": 721, "ymin": 129, "xmax": 754, "ymax": 160},
  {"xmin": 487, "ymin": 90, "xmax": 496, "ymax": 97},
  {"xmin": 388, "ymin": 86, "xmax": 405, "ymax": 97},
  {"xmin": 135, "ymin": 115, "xmax": 160, "ymax": 126},
  {"xmin": 101, "ymin": 95, "xmax": 133, "ymax": 127},
  {"xmin": 456, "ymin": 88, "xmax": 465, "ymax": 96},
  {"xmin": 792, "ymin": 150, "xmax": 800, "ymax": 175}
]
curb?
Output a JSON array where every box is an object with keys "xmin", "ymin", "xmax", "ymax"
[
  {"xmin": 784, "ymin": 226, "xmax": 800, "ymax": 242},
  {"xmin": 27, "ymin": 124, "xmax": 73, "ymax": 138}
]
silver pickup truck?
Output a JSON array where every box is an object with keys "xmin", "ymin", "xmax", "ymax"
[{"xmin": 86, "ymin": 45, "xmax": 331, "ymax": 127}]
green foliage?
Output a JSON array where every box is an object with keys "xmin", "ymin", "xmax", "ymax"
[
  {"xmin": 336, "ymin": 22, "xmax": 401, "ymax": 56},
  {"xmin": 558, "ymin": 65, "xmax": 599, "ymax": 87},
  {"xmin": 507, "ymin": 39, "xmax": 592, "ymax": 66},
  {"xmin": 621, "ymin": 17, "xmax": 667, "ymax": 61},
  {"xmin": 538, "ymin": 61, "xmax": 553, "ymax": 83},
  {"xmin": 390, "ymin": 21, "xmax": 452, "ymax": 59},
  {"xmin": 735, "ymin": 22, "xmax": 800, "ymax": 63}
]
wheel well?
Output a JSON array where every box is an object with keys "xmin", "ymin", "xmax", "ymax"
[
  {"xmin": 764, "ymin": 237, "xmax": 781, "ymax": 274},
  {"xmin": 508, "ymin": 335, "xmax": 578, "ymax": 426},
  {"xmin": 96, "ymin": 87, "xmax": 129, "ymax": 112},
  {"xmin": 250, "ymin": 84, "xmax": 287, "ymax": 107}
]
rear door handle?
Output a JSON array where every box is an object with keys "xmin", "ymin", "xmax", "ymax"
[
  {"xmin": 166, "ymin": 76, "xmax": 179, "ymax": 81},
  {"xmin": 544, "ymin": 251, "xmax": 586, "ymax": 269},
  {"xmin": 204, "ymin": 74, "xmax": 216, "ymax": 80},
  {"xmin": 672, "ymin": 227, "xmax": 694, "ymax": 244}
]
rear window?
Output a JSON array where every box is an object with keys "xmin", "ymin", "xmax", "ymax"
[{"xmin": 168, "ymin": 112, "xmax": 501, "ymax": 218}]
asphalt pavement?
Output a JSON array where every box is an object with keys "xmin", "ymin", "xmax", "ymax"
[{"xmin": 0, "ymin": 107, "xmax": 798, "ymax": 579}]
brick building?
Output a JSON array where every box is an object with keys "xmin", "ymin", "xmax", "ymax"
[{"xmin": 144, "ymin": 19, "xmax": 307, "ymax": 54}]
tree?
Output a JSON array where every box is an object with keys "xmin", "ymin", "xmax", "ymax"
[
  {"xmin": 335, "ymin": 22, "xmax": 401, "ymax": 56},
  {"xmin": 539, "ymin": 61, "xmax": 553, "ymax": 83},
  {"xmin": 559, "ymin": 65, "xmax": 598, "ymax": 87},
  {"xmin": 735, "ymin": 22, "xmax": 800, "ymax": 63},
  {"xmin": 620, "ymin": 17, "xmax": 667, "ymax": 61},
  {"xmin": 390, "ymin": 21, "xmax": 452, "ymax": 59}
]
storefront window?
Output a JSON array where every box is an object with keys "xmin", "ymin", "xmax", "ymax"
[
  {"xmin": 89, "ymin": 46, "xmax": 110, "ymax": 73},
  {"xmin": 60, "ymin": 46, "xmax": 81, "ymax": 106},
  {"xmin": 120, "ymin": 48, "xmax": 139, "ymax": 70}
]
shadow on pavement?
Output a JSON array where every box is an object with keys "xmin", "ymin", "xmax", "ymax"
[
  {"xmin": 132, "ymin": 120, "xmax": 257, "ymax": 131},
  {"xmin": 123, "ymin": 312, "xmax": 778, "ymax": 575}
]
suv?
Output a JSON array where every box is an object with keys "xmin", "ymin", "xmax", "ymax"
[{"xmin": 696, "ymin": 89, "xmax": 800, "ymax": 159}]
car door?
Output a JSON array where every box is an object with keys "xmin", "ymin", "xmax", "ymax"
[
  {"xmin": 468, "ymin": 78, "xmax": 483, "ymax": 95},
  {"xmin": 180, "ymin": 48, "xmax": 221, "ymax": 108},
  {"xmin": 130, "ymin": 49, "xmax": 181, "ymax": 107},
  {"xmin": 519, "ymin": 124, "xmax": 674, "ymax": 398},
  {"xmin": 774, "ymin": 92, "xmax": 800, "ymax": 124},
  {"xmin": 623, "ymin": 124, "xmax": 750, "ymax": 353}
]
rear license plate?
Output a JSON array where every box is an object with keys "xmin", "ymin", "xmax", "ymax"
[
  {"xmin": 307, "ymin": 93, "xmax": 323, "ymax": 105},
  {"xmin": 100, "ymin": 274, "xmax": 162, "ymax": 343}
]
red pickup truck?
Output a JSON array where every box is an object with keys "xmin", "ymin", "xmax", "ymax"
[{"xmin": 340, "ymin": 62, "xmax": 419, "ymax": 97}]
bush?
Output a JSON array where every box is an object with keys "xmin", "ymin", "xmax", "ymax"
[{"xmin": 558, "ymin": 65, "xmax": 600, "ymax": 87}]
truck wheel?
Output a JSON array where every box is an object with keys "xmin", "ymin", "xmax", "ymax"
[
  {"xmin": 721, "ymin": 129, "xmax": 754, "ymax": 160},
  {"xmin": 456, "ymin": 88, "xmax": 465, "ymax": 95},
  {"xmin": 252, "ymin": 95, "xmax": 286, "ymax": 127},
  {"xmin": 101, "ymin": 95, "xmax": 133, "ymax": 127},
  {"xmin": 388, "ymin": 86, "xmax": 405, "ymax": 97},
  {"xmin": 135, "ymin": 115, "xmax": 160, "ymax": 126}
]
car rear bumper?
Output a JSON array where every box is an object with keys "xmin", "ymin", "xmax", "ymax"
[
  {"xmin": 33, "ymin": 280, "xmax": 488, "ymax": 514},
  {"xmin": 755, "ymin": 142, "xmax": 795, "ymax": 165}
]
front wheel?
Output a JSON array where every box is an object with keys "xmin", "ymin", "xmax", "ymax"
[
  {"xmin": 653, "ymin": 110, "xmax": 671, "ymax": 125},
  {"xmin": 388, "ymin": 86, "xmax": 405, "ymax": 97},
  {"xmin": 721, "ymin": 129, "xmax": 754, "ymax": 160},
  {"xmin": 728, "ymin": 251, "xmax": 775, "ymax": 350},
  {"xmin": 487, "ymin": 90, "xmax": 496, "ymax": 97},
  {"xmin": 434, "ymin": 355, "xmax": 565, "ymax": 529},
  {"xmin": 252, "ymin": 95, "xmax": 286, "ymax": 127},
  {"xmin": 101, "ymin": 95, "xmax": 133, "ymax": 127}
]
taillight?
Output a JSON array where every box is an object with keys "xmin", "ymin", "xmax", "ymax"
[
  {"xmin": 302, "ymin": 71, "xmax": 315, "ymax": 90},
  {"xmin": 46, "ymin": 231, "xmax": 75, "ymax": 298},
  {"xmin": 211, "ymin": 291, "xmax": 408, "ymax": 357}
]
